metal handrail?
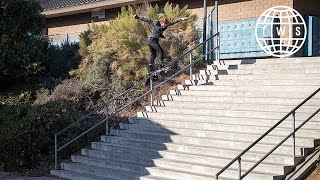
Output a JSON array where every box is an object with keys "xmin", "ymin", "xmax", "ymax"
[
  {"xmin": 216, "ymin": 88, "xmax": 320, "ymax": 180},
  {"xmin": 54, "ymin": 31, "xmax": 221, "ymax": 169}
]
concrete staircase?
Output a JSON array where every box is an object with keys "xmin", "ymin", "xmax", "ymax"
[{"xmin": 51, "ymin": 57, "xmax": 320, "ymax": 180}]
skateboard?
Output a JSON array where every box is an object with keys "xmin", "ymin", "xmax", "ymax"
[{"xmin": 150, "ymin": 66, "xmax": 171, "ymax": 75}]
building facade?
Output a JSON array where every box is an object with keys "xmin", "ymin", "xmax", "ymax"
[{"xmin": 40, "ymin": 0, "xmax": 320, "ymax": 58}]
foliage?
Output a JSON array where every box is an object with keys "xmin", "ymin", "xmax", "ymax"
[
  {"xmin": 50, "ymin": 78, "xmax": 87, "ymax": 103},
  {"xmin": 76, "ymin": 2, "xmax": 199, "ymax": 96},
  {"xmin": 0, "ymin": 100, "xmax": 84, "ymax": 171},
  {"xmin": 44, "ymin": 42, "xmax": 81, "ymax": 78},
  {"xmin": 33, "ymin": 88, "xmax": 50, "ymax": 105},
  {"xmin": 78, "ymin": 30, "xmax": 93, "ymax": 57},
  {"xmin": 0, "ymin": 0, "xmax": 47, "ymax": 82}
]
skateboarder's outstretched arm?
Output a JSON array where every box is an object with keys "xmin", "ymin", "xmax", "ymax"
[
  {"xmin": 169, "ymin": 17, "xmax": 188, "ymax": 26},
  {"xmin": 133, "ymin": 14, "xmax": 153, "ymax": 25}
]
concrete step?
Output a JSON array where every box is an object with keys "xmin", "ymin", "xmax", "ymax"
[
  {"xmin": 90, "ymin": 142, "xmax": 287, "ymax": 175},
  {"xmin": 81, "ymin": 148, "xmax": 155, "ymax": 166},
  {"xmin": 121, "ymin": 119, "xmax": 320, "ymax": 139},
  {"xmin": 161, "ymin": 95, "xmax": 320, "ymax": 106},
  {"xmin": 168, "ymin": 89, "xmax": 318, "ymax": 99},
  {"xmin": 150, "ymin": 101, "xmax": 318, "ymax": 114},
  {"xmin": 109, "ymin": 129, "xmax": 314, "ymax": 155},
  {"xmin": 101, "ymin": 136, "xmax": 297, "ymax": 165},
  {"xmin": 143, "ymin": 106, "xmax": 320, "ymax": 120},
  {"xmin": 186, "ymin": 85, "xmax": 319, "ymax": 92},
  {"xmin": 193, "ymin": 74, "xmax": 320, "ymax": 81},
  {"xmin": 249, "ymin": 57, "xmax": 320, "ymax": 64},
  {"xmin": 145, "ymin": 158, "xmax": 279, "ymax": 180},
  {"xmin": 207, "ymin": 62, "xmax": 320, "ymax": 70},
  {"xmin": 133, "ymin": 112, "xmax": 320, "ymax": 130},
  {"xmin": 61, "ymin": 162, "xmax": 142, "ymax": 180},
  {"xmin": 121, "ymin": 121, "xmax": 314, "ymax": 146},
  {"xmin": 215, "ymin": 57, "xmax": 320, "ymax": 66},
  {"xmin": 144, "ymin": 166, "xmax": 279, "ymax": 180},
  {"xmin": 185, "ymin": 79, "xmax": 214, "ymax": 86},
  {"xmin": 71, "ymin": 155, "xmax": 147, "ymax": 173},
  {"xmin": 203, "ymin": 79, "xmax": 320, "ymax": 86},
  {"xmin": 50, "ymin": 170, "xmax": 108, "ymax": 180},
  {"xmin": 200, "ymin": 67, "xmax": 320, "ymax": 76},
  {"xmin": 188, "ymin": 78, "xmax": 320, "ymax": 86},
  {"xmin": 140, "ymin": 175, "xmax": 176, "ymax": 180},
  {"xmin": 145, "ymin": 166, "xmax": 216, "ymax": 180}
]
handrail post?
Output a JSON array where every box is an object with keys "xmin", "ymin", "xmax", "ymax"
[
  {"xmin": 54, "ymin": 134, "xmax": 58, "ymax": 169},
  {"xmin": 217, "ymin": 33, "xmax": 220, "ymax": 62},
  {"xmin": 150, "ymin": 75, "xmax": 153, "ymax": 106},
  {"xmin": 104, "ymin": 103, "xmax": 109, "ymax": 135},
  {"xmin": 292, "ymin": 111, "xmax": 296, "ymax": 157},
  {"xmin": 189, "ymin": 51, "xmax": 193, "ymax": 80},
  {"xmin": 238, "ymin": 157, "xmax": 242, "ymax": 180},
  {"xmin": 203, "ymin": 0, "xmax": 207, "ymax": 62}
]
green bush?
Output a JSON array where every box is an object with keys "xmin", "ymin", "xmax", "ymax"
[{"xmin": 0, "ymin": 100, "xmax": 84, "ymax": 171}]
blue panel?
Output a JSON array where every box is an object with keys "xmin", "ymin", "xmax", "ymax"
[
  {"xmin": 234, "ymin": 22, "xmax": 241, "ymax": 31},
  {"xmin": 219, "ymin": 18, "xmax": 268, "ymax": 59},
  {"xmin": 227, "ymin": 32, "xmax": 234, "ymax": 40}
]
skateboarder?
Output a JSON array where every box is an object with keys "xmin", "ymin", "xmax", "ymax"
[{"xmin": 133, "ymin": 14, "xmax": 188, "ymax": 75}]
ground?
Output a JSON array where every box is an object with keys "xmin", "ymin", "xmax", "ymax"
[{"xmin": 307, "ymin": 169, "xmax": 320, "ymax": 180}]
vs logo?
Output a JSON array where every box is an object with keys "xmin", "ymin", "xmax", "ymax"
[{"xmin": 255, "ymin": 6, "xmax": 307, "ymax": 58}]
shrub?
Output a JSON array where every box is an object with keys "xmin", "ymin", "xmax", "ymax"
[
  {"xmin": 76, "ymin": 2, "xmax": 199, "ymax": 94},
  {"xmin": 0, "ymin": 100, "xmax": 84, "ymax": 171},
  {"xmin": 50, "ymin": 78, "xmax": 87, "ymax": 102}
]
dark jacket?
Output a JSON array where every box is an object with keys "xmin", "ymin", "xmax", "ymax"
[{"xmin": 135, "ymin": 15, "xmax": 182, "ymax": 40}]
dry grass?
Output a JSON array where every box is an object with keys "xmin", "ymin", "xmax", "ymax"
[{"xmin": 306, "ymin": 168, "xmax": 320, "ymax": 180}]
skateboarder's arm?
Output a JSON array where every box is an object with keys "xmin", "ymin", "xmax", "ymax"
[
  {"xmin": 170, "ymin": 17, "xmax": 188, "ymax": 26},
  {"xmin": 133, "ymin": 14, "xmax": 153, "ymax": 25}
]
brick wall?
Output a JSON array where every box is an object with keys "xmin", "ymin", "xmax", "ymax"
[
  {"xmin": 170, "ymin": 0, "xmax": 293, "ymax": 23},
  {"xmin": 45, "ymin": 8, "xmax": 119, "ymax": 40},
  {"xmin": 218, "ymin": 0, "xmax": 293, "ymax": 22}
]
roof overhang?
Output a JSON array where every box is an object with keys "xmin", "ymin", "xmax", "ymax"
[{"xmin": 43, "ymin": 0, "xmax": 160, "ymax": 18}]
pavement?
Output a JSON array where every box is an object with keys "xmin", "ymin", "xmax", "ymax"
[{"xmin": 0, "ymin": 172, "xmax": 62, "ymax": 180}]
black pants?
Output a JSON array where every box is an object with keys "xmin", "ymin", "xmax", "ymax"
[{"xmin": 146, "ymin": 38, "xmax": 164, "ymax": 73}]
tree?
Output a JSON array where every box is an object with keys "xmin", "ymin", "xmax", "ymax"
[{"xmin": 0, "ymin": 0, "xmax": 47, "ymax": 83}]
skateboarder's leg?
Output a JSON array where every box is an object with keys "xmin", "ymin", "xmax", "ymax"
[
  {"xmin": 147, "ymin": 43, "xmax": 157, "ymax": 74},
  {"xmin": 147, "ymin": 39, "xmax": 164, "ymax": 71}
]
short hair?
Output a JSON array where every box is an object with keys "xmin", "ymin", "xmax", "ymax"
[{"xmin": 160, "ymin": 17, "xmax": 170, "ymax": 26}]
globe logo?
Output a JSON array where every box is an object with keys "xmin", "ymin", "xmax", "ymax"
[{"xmin": 255, "ymin": 6, "xmax": 307, "ymax": 58}]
